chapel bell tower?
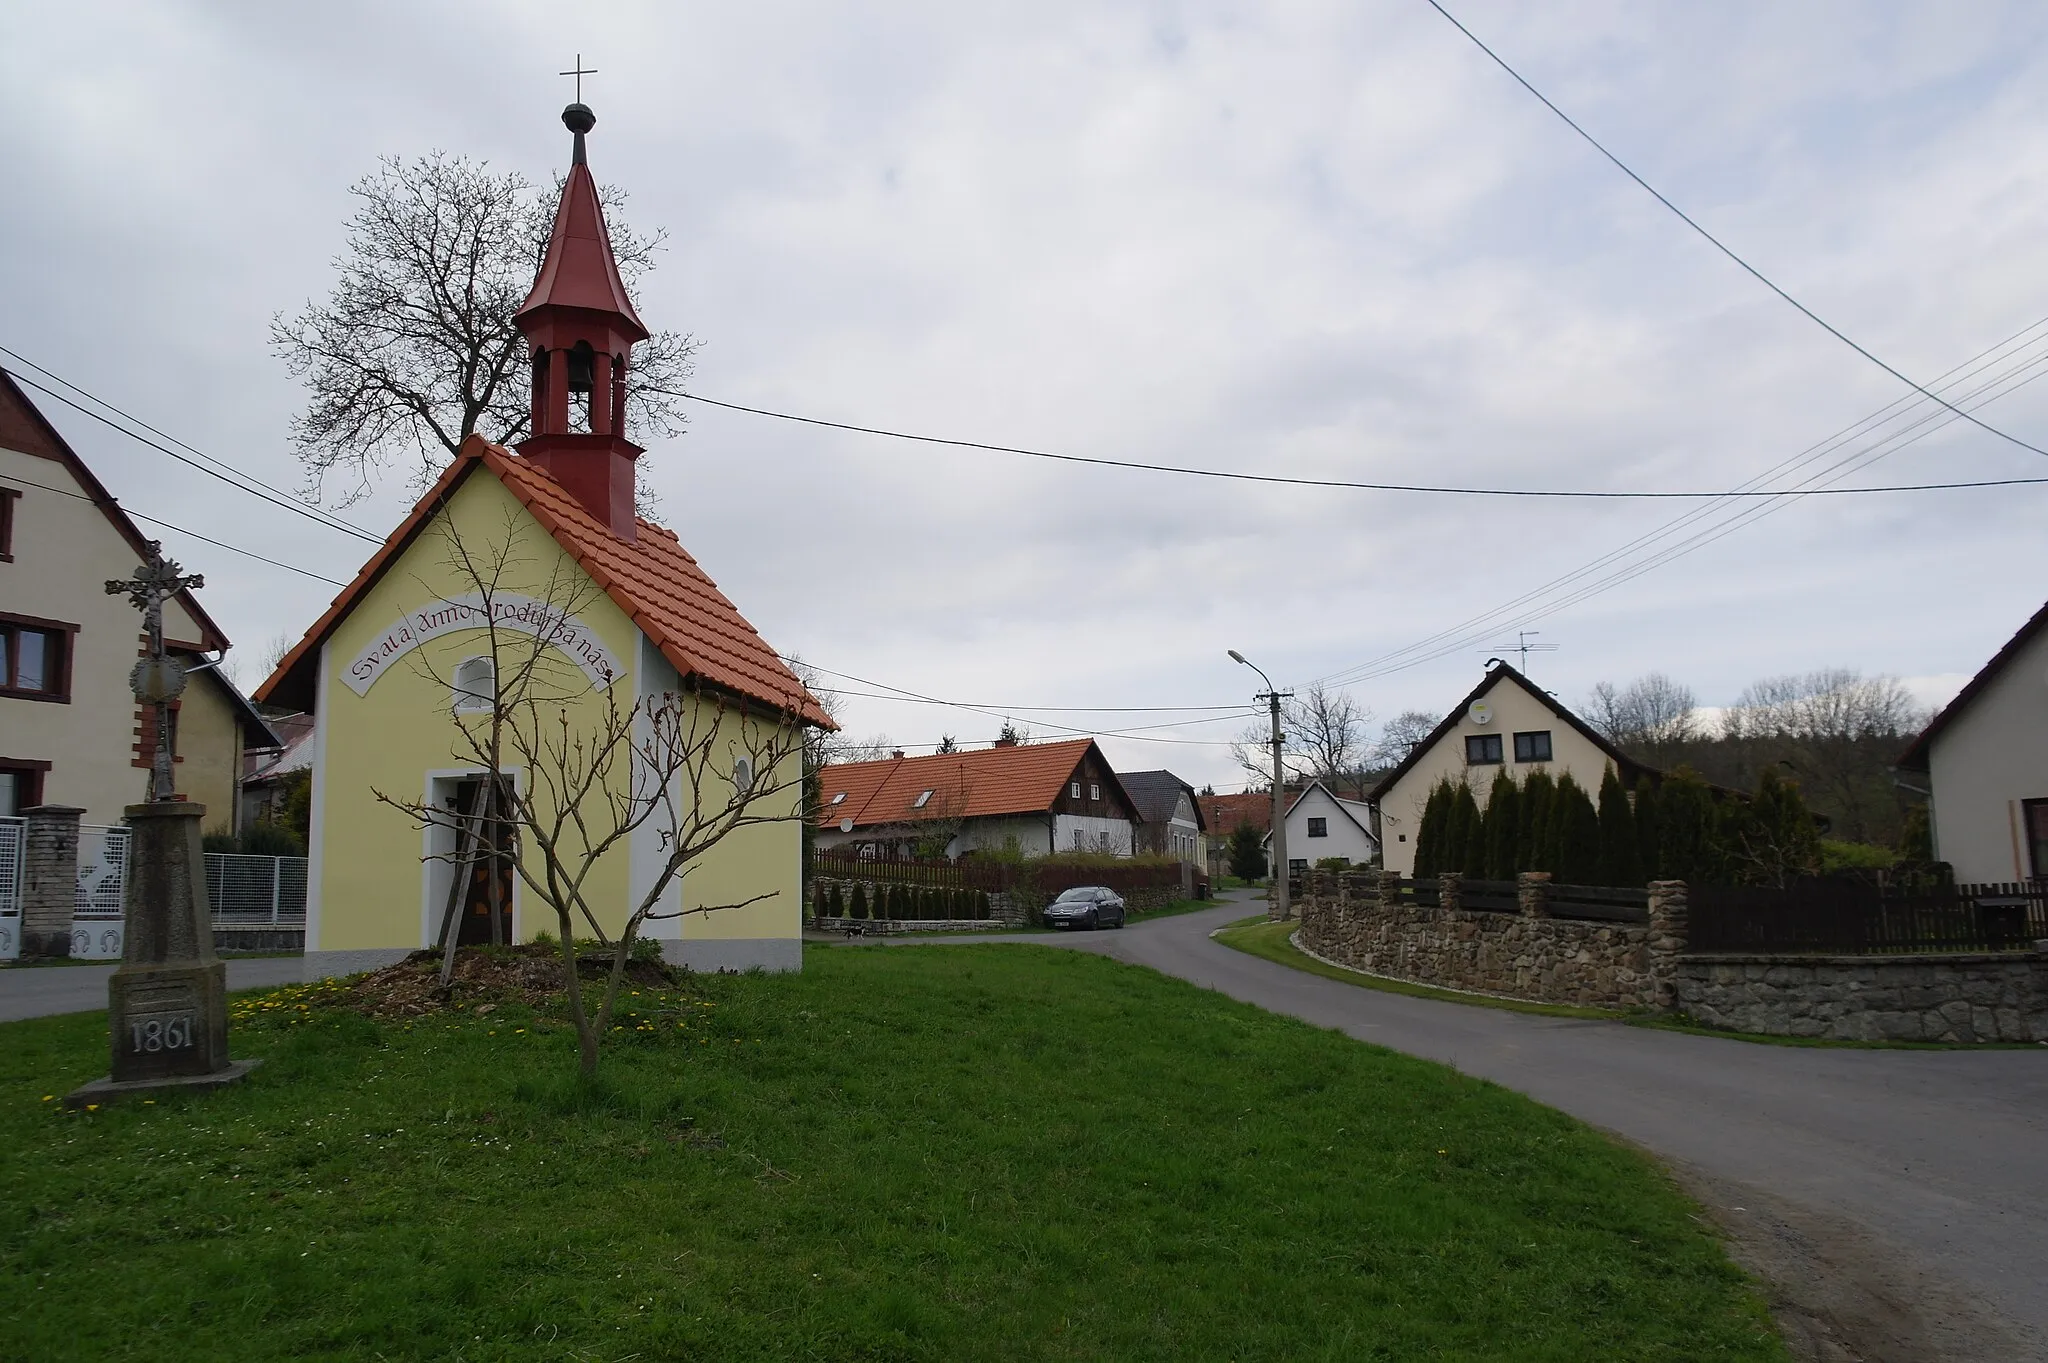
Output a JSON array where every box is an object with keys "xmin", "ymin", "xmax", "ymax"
[{"xmin": 513, "ymin": 101, "xmax": 651, "ymax": 540}]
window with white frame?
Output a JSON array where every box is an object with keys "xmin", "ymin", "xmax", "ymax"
[
  {"xmin": 1071, "ymin": 781, "xmax": 1081, "ymax": 799},
  {"xmin": 452, "ymin": 655, "xmax": 495, "ymax": 713},
  {"xmin": 1089, "ymin": 783, "xmax": 1100, "ymax": 800}
]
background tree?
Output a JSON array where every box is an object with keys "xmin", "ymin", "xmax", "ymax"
[
  {"xmin": 1584, "ymin": 673, "xmax": 1699, "ymax": 768},
  {"xmin": 1287, "ymin": 682, "xmax": 1373, "ymax": 787},
  {"xmin": 1516, "ymin": 769, "xmax": 1556, "ymax": 872},
  {"xmin": 1632, "ymin": 777, "xmax": 1662, "ymax": 880},
  {"xmin": 1544, "ymin": 774, "xmax": 1601, "ymax": 884},
  {"xmin": 1483, "ymin": 771, "xmax": 1520, "ymax": 880},
  {"xmin": 1372, "ymin": 709, "xmax": 1442, "ymax": 770},
  {"xmin": 1414, "ymin": 778, "xmax": 1454, "ymax": 878},
  {"xmin": 1595, "ymin": 766, "xmax": 1643, "ymax": 886},
  {"xmin": 1227, "ymin": 823, "xmax": 1267, "ymax": 880},
  {"xmin": 1652, "ymin": 769, "xmax": 1716, "ymax": 883},
  {"xmin": 1230, "ymin": 682, "xmax": 1374, "ymax": 790},
  {"xmin": 274, "ymin": 152, "xmax": 698, "ymax": 504},
  {"xmin": 1718, "ymin": 669, "xmax": 1923, "ymax": 844}
]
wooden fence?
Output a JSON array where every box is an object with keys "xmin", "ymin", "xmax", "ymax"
[
  {"xmin": 814, "ymin": 854, "xmax": 1187, "ymax": 922},
  {"xmin": 1304, "ymin": 873, "xmax": 1649, "ymax": 923},
  {"xmin": 1690, "ymin": 880, "xmax": 2048, "ymax": 954}
]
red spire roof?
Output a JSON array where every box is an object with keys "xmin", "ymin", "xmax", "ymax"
[{"xmin": 514, "ymin": 148, "xmax": 648, "ymax": 341}]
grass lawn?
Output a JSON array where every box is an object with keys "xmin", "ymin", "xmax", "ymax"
[{"xmin": 0, "ymin": 946, "xmax": 1782, "ymax": 1361}]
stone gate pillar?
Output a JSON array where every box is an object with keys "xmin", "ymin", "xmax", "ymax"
[
  {"xmin": 1648, "ymin": 880, "xmax": 1690, "ymax": 1011},
  {"xmin": 1437, "ymin": 872, "xmax": 1462, "ymax": 913},
  {"xmin": 1517, "ymin": 871, "xmax": 1553, "ymax": 918},
  {"xmin": 20, "ymin": 805, "xmax": 85, "ymax": 960}
]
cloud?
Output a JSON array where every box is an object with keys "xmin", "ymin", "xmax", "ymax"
[{"xmin": 4, "ymin": 0, "xmax": 2047, "ymax": 792}]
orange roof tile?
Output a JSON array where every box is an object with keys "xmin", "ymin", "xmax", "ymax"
[
  {"xmin": 257, "ymin": 436, "xmax": 831, "ymax": 727},
  {"xmin": 817, "ymin": 739, "xmax": 1108, "ymax": 828}
]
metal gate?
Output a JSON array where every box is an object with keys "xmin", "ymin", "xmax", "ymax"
[
  {"xmin": 0, "ymin": 817, "xmax": 22, "ymax": 961},
  {"xmin": 71, "ymin": 824, "xmax": 129, "ymax": 960}
]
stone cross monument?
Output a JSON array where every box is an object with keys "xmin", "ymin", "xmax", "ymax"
[{"xmin": 64, "ymin": 544, "xmax": 259, "ymax": 1105}]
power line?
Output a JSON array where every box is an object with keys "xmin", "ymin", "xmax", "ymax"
[
  {"xmin": 0, "ymin": 471, "xmax": 349, "ymax": 585},
  {"xmin": 666, "ymin": 388, "xmax": 2048, "ymax": 499},
  {"xmin": 791, "ymin": 661, "xmax": 1249, "ymax": 713},
  {"xmin": 1313, "ymin": 321, "xmax": 2048, "ymax": 688},
  {"xmin": 2, "ymin": 363, "xmax": 384, "ymax": 544},
  {"xmin": 0, "ymin": 346, "xmax": 382, "ymax": 541},
  {"xmin": 1420, "ymin": 0, "xmax": 2048, "ymax": 465}
]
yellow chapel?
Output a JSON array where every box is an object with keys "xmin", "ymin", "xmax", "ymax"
[{"xmin": 257, "ymin": 101, "xmax": 831, "ymax": 978}]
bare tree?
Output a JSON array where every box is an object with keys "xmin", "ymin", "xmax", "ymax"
[
  {"xmin": 376, "ymin": 512, "xmax": 810, "ymax": 1077},
  {"xmin": 1719, "ymin": 669, "xmax": 1925, "ymax": 843},
  {"xmin": 1585, "ymin": 673, "xmax": 1699, "ymax": 766},
  {"xmin": 779, "ymin": 656, "xmax": 898, "ymax": 770},
  {"xmin": 1288, "ymin": 683, "xmax": 1373, "ymax": 785},
  {"xmin": 1231, "ymin": 683, "xmax": 1372, "ymax": 789},
  {"xmin": 1371, "ymin": 709, "xmax": 1442, "ymax": 769},
  {"xmin": 273, "ymin": 152, "xmax": 698, "ymax": 504}
]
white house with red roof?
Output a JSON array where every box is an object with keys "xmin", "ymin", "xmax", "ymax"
[
  {"xmin": 814, "ymin": 737, "xmax": 1138, "ymax": 859},
  {"xmin": 257, "ymin": 103, "xmax": 830, "ymax": 976}
]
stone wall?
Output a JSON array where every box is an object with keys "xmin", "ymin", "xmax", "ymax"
[
  {"xmin": 1292, "ymin": 869, "xmax": 2047, "ymax": 1041},
  {"xmin": 1294, "ymin": 871, "xmax": 1682, "ymax": 1010},
  {"xmin": 1675, "ymin": 954, "xmax": 2047, "ymax": 1042}
]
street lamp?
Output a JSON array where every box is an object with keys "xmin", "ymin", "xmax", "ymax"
[{"xmin": 1229, "ymin": 650, "xmax": 1293, "ymax": 920}]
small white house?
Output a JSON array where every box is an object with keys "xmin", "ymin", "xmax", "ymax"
[
  {"xmin": 1265, "ymin": 779, "xmax": 1379, "ymax": 875},
  {"xmin": 1898, "ymin": 599, "xmax": 2048, "ymax": 883}
]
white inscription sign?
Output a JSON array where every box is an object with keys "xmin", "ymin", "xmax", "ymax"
[{"xmin": 342, "ymin": 593, "xmax": 623, "ymax": 697}]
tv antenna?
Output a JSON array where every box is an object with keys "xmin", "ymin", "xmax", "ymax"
[{"xmin": 1481, "ymin": 630, "xmax": 1558, "ymax": 672}]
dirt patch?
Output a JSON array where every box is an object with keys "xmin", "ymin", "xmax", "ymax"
[
  {"xmin": 299, "ymin": 944, "xmax": 683, "ymax": 1020},
  {"xmin": 1669, "ymin": 1162, "xmax": 2039, "ymax": 1363}
]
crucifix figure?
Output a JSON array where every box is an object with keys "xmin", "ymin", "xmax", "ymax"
[
  {"xmin": 559, "ymin": 53, "xmax": 597, "ymax": 103},
  {"xmin": 106, "ymin": 542, "xmax": 204, "ymax": 804}
]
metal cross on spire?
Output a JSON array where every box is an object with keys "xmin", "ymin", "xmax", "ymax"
[
  {"xmin": 106, "ymin": 541, "xmax": 204, "ymax": 803},
  {"xmin": 559, "ymin": 53, "xmax": 597, "ymax": 103}
]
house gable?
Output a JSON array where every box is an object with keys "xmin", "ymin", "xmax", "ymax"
[
  {"xmin": 1371, "ymin": 664, "xmax": 1641, "ymax": 877},
  {"xmin": 1908, "ymin": 614, "xmax": 2048, "ymax": 881},
  {"xmin": 0, "ymin": 370, "xmax": 227, "ymax": 651}
]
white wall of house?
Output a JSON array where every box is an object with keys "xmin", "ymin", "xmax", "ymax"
[
  {"xmin": 1270, "ymin": 784, "xmax": 1379, "ymax": 873},
  {"xmin": 0, "ymin": 443, "xmax": 226, "ymax": 827},
  {"xmin": 1053, "ymin": 813, "xmax": 1133, "ymax": 856},
  {"xmin": 1378, "ymin": 676, "xmax": 1619, "ymax": 877},
  {"xmin": 1924, "ymin": 625, "xmax": 2048, "ymax": 883}
]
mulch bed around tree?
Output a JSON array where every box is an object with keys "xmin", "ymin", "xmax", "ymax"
[{"xmin": 296, "ymin": 944, "xmax": 684, "ymax": 1021}]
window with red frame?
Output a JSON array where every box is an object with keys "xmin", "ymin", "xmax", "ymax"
[{"xmin": 0, "ymin": 619, "xmax": 71, "ymax": 700}]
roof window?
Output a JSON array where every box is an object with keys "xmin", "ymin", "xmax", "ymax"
[
  {"xmin": 829, "ymin": 792, "xmax": 846, "ymax": 805},
  {"xmin": 912, "ymin": 789, "xmax": 934, "ymax": 809}
]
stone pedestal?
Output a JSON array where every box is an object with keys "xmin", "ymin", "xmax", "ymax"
[
  {"xmin": 20, "ymin": 804, "xmax": 84, "ymax": 960},
  {"xmin": 64, "ymin": 802, "xmax": 258, "ymax": 1106}
]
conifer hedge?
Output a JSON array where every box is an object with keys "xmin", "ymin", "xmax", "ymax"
[{"xmin": 1409, "ymin": 762, "xmax": 1822, "ymax": 888}]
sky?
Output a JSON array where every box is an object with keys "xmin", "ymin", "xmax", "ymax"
[{"xmin": 6, "ymin": 0, "xmax": 2047, "ymax": 792}]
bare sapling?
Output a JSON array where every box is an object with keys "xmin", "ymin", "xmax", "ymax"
[{"xmin": 376, "ymin": 513, "xmax": 813, "ymax": 1075}]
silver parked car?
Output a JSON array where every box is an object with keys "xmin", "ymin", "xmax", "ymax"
[{"xmin": 1044, "ymin": 885, "xmax": 1126, "ymax": 930}]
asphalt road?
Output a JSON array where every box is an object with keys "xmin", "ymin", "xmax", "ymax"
[
  {"xmin": 857, "ymin": 893, "xmax": 2048, "ymax": 1360},
  {"xmin": 0, "ymin": 957, "xmax": 304, "ymax": 1023}
]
